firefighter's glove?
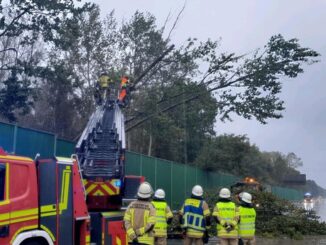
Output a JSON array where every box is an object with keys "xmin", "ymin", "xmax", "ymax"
[
  {"xmin": 127, "ymin": 229, "xmax": 137, "ymax": 241},
  {"xmin": 202, "ymin": 229, "xmax": 209, "ymax": 244},
  {"xmin": 225, "ymin": 224, "xmax": 233, "ymax": 233},
  {"xmin": 136, "ymin": 227, "xmax": 145, "ymax": 236},
  {"xmin": 238, "ymin": 238, "xmax": 244, "ymax": 245},
  {"xmin": 221, "ymin": 220, "xmax": 227, "ymax": 227},
  {"xmin": 182, "ymin": 228, "xmax": 187, "ymax": 238},
  {"xmin": 230, "ymin": 220, "xmax": 237, "ymax": 229}
]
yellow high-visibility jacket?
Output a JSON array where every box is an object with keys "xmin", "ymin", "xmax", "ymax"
[
  {"xmin": 124, "ymin": 200, "xmax": 156, "ymax": 245},
  {"xmin": 213, "ymin": 201, "xmax": 239, "ymax": 239},
  {"xmin": 239, "ymin": 206, "xmax": 256, "ymax": 238},
  {"xmin": 180, "ymin": 198, "xmax": 210, "ymax": 238},
  {"xmin": 152, "ymin": 200, "xmax": 173, "ymax": 237}
]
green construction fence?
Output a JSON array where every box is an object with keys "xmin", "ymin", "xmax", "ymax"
[
  {"xmin": 0, "ymin": 122, "xmax": 75, "ymax": 158},
  {"xmin": 0, "ymin": 121, "xmax": 304, "ymax": 207},
  {"xmin": 125, "ymin": 151, "xmax": 241, "ymax": 209}
]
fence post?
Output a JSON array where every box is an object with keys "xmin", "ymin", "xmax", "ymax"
[
  {"xmin": 54, "ymin": 135, "xmax": 57, "ymax": 156},
  {"xmin": 12, "ymin": 124, "xmax": 18, "ymax": 153},
  {"xmin": 184, "ymin": 164, "xmax": 187, "ymax": 200},
  {"xmin": 154, "ymin": 158, "xmax": 157, "ymax": 189},
  {"xmin": 170, "ymin": 161, "xmax": 173, "ymax": 209},
  {"xmin": 140, "ymin": 154, "xmax": 143, "ymax": 176}
]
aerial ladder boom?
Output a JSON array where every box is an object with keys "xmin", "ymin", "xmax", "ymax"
[{"xmin": 75, "ymin": 45, "xmax": 174, "ymax": 210}]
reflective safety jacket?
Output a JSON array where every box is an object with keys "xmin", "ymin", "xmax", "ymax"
[
  {"xmin": 213, "ymin": 201, "xmax": 239, "ymax": 238},
  {"xmin": 123, "ymin": 200, "xmax": 156, "ymax": 245},
  {"xmin": 120, "ymin": 76, "xmax": 129, "ymax": 88},
  {"xmin": 98, "ymin": 75, "xmax": 111, "ymax": 88},
  {"xmin": 238, "ymin": 206, "xmax": 256, "ymax": 238},
  {"xmin": 151, "ymin": 200, "xmax": 173, "ymax": 237},
  {"xmin": 180, "ymin": 198, "xmax": 210, "ymax": 238}
]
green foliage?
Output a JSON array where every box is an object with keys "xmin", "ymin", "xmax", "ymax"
[
  {"xmin": 0, "ymin": 0, "xmax": 92, "ymax": 42},
  {"xmin": 195, "ymin": 134, "xmax": 302, "ymax": 185},
  {"xmin": 255, "ymin": 191, "xmax": 326, "ymax": 237},
  {"xmin": 0, "ymin": 70, "xmax": 33, "ymax": 121},
  {"xmin": 217, "ymin": 34, "xmax": 319, "ymax": 123},
  {"xmin": 194, "ymin": 134, "xmax": 326, "ymax": 197},
  {"xmin": 0, "ymin": 0, "xmax": 92, "ymax": 122},
  {"xmin": 22, "ymin": 5, "xmax": 116, "ymax": 137},
  {"xmin": 1, "ymin": 4, "xmax": 320, "ymax": 158}
]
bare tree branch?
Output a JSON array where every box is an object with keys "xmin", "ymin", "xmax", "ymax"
[
  {"xmin": 161, "ymin": 11, "xmax": 172, "ymax": 34},
  {"xmin": 166, "ymin": 0, "xmax": 186, "ymax": 40},
  {"xmin": 0, "ymin": 7, "xmax": 32, "ymax": 38}
]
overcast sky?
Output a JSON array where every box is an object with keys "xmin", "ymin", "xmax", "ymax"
[{"xmin": 92, "ymin": 0, "xmax": 326, "ymax": 188}]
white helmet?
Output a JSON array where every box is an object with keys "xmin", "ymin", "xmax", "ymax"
[
  {"xmin": 219, "ymin": 188, "xmax": 231, "ymax": 198},
  {"xmin": 137, "ymin": 182, "xmax": 153, "ymax": 199},
  {"xmin": 239, "ymin": 192, "xmax": 244, "ymax": 199},
  {"xmin": 241, "ymin": 192, "xmax": 252, "ymax": 204},
  {"xmin": 154, "ymin": 189, "xmax": 166, "ymax": 199},
  {"xmin": 192, "ymin": 185, "xmax": 203, "ymax": 197}
]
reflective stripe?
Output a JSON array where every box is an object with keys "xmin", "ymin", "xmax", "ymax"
[
  {"xmin": 186, "ymin": 228, "xmax": 205, "ymax": 238},
  {"xmin": 137, "ymin": 236, "xmax": 154, "ymax": 245},
  {"xmin": 148, "ymin": 216, "xmax": 156, "ymax": 223},
  {"xmin": 59, "ymin": 167, "xmax": 71, "ymax": 211},
  {"xmin": 0, "ymin": 155, "xmax": 32, "ymax": 162},
  {"xmin": 116, "ymin": 236, "xmax": 122, "ymax": 245},
  {"xmin": 127, "ymin": 228, "xmax": 135, "ymax": 236},
  {"xmin": 203, "ymin": 209, "xmax": 210, "ymax": 216},
  {"xmin": 84, "ymin": 179, "xmax": 120, "ymax": 196},
  {"xmin": 138, "ymin": 227, "xmax": 145, "ymax": 235},
  {"xmin": 124, "ymin": 213, "xmax": 131, "ymax": 220},
  {"xmin": 130, "ymin": 209, "xmax": 135, "ymax": 227},
  {"xmin": 86, "ymin": 234, "xmax": 90, "ymax": 245},
  {"xmin": 0, "ymin": 208, "xmax": 38, "ymax": 226},
  {"xmin": 41, "ymin": 225, "xmax": 56, "ymax": 241}
]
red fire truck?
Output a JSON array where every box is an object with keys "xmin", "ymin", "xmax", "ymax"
[{"xmin": 0, "ymin": 148, "xmax": 145, "ymax": 245}]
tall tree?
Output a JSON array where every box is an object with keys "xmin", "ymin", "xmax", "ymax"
[
  {"xmin": 195, "ymin": 134, "xmax": 303, "ymax": 185},
  {"xmin": 121, "ymin": 15, "xmax": 319, "ymax": 163},
  {"xmin": 0, "ymin": 0, "xmax": 92, "ymax": 122}
]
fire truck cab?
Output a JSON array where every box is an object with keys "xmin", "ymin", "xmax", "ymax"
[{"xmin": 0, "ymin": 149, "xmax": 129, "ymax": 245}]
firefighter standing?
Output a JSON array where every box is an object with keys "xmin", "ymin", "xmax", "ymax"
[
  {"xmin": 152, "ymin": 189, "xmax": 173, "ymax": 245},
  {"xmin": 213, "ymin": 188, "xmax": 239, "ymax": 245},
  {"xmin": 118, "ymin": 76, "xmax": 130, "ymax": 106},
  {"xmin": 238, "ymin": 192, "xmax": 256, "ymax": 245},
  {"xmin": 95, "ymin": 73, "xmax": 112, "ymax": 105},
  {"xmin": 124, "ymin": 182, "xmax": 156, "ymax": 245},
  {"xmin": 179, "ymin": 185, "xmax": 211, "ymax": 245}
]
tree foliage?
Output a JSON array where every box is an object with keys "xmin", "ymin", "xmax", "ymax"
[
  {"xmin": 195, "ymin": 134, "xmax": 303, "ymax": 184},
  {"xmin": 0, "ymin": 0, "xmax": 92, "ymax": 122},
  {"xmin": 0, "ymin": 4, "xmax": 320, "ymax": 165},
  {"xmin": 195, "ymin": 134, "xmax": 326, "ymax": 196},
  {"xmin": 0, "ymin": 69, "xmax": 32, "ymax": 121}
]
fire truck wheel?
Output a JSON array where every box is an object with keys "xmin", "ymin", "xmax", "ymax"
[{"xmin": 21, "ymin": 239, "xmax": 47, "ymax": 245}]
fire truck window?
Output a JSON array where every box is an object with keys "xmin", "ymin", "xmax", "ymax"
[
  {"xmin": 12, "ymin": 164, "xmax": 28, "ymax": 198},
  {"xmin": 0, "ymin": 164, "xmax": 5, "ymax": 201}
]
